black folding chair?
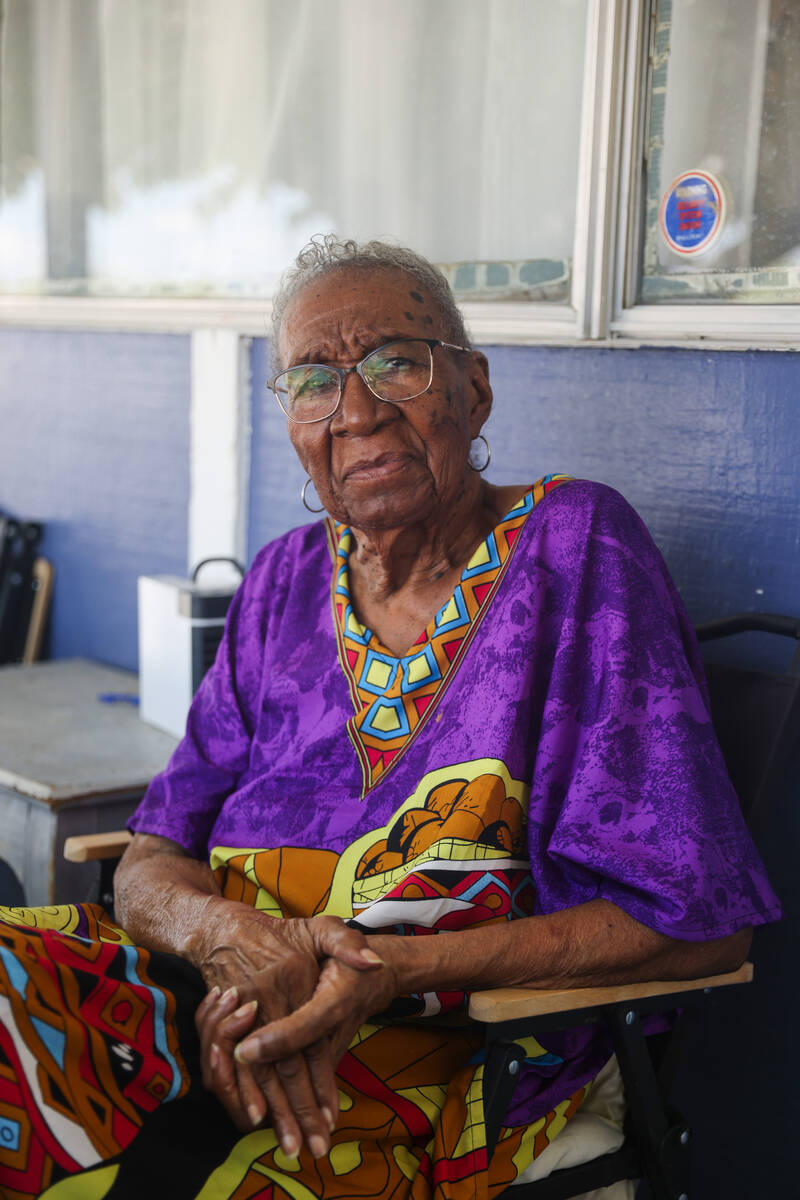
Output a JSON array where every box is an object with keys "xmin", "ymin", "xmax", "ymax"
[
  {"xmin": 0, "ymin": 513, "xmax": 46, "ymax": 664},
  {"xmin": 0, "ymin": 858, "xmax": 26, "ymax": 907},
  {"xmin": 472, "ymin": 612, "xmax": 800, "ymax": 1200}
]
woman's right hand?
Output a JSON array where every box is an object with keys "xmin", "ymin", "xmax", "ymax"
[{"xmin": 191, "ymin": 901, "xmax": 380, "ymax": 1157}]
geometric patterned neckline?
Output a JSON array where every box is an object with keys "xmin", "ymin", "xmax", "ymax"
[{"xmin": 326, "ymin": 473, "xmax": 572, "ymax": 796}]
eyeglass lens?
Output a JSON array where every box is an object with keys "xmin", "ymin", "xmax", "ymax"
[{"xmin": 275, "ymin": 339, "xmax": 433, "ymax": 422}]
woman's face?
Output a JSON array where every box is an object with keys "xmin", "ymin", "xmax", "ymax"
[{"xmin": 279, "ymin": 268, "xmax": 492, "ymax": 533}]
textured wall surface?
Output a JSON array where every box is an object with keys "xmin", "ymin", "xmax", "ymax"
[
  {"xmin": 0, "ymin": 329, "xmax": 190, "ymax": 670},
  {"xmin": 248, "ymin": 338, "xmax": 311, "ymax": 562},
  {"xmin": 4, "ymin": 332, "xmax": 794, "ymax": 669},
  {"xmin": 482, "ymin": 346, "xmax": 798, "ymax": 617},
  {"xmin": 250, "ymin": 341, "xmax": 799, "ymax": 660}
]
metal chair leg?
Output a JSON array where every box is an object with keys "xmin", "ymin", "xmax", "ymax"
[{"xmin": 609, "ymin": 1006, "xmax": 690, "ymax": 1200}]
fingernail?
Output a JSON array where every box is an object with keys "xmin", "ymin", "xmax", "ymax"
[
  {"xmin": 309, "ymin": 1134, "xmax": 328, "ymax": 1159},
  {"xmin": 322, "ymin": 1105, "xmax": 336, "ymax": 1132},
  {"xmin": 248, "ymin": 1103, "xmax": 263, "ymax": 1128},
  {"xmin": 281, "ymin": 1134, "xmax": 299, "ymax": 1158},
  {"xmin": 208, "ymin": 985, "xmax": 221, "ymax": 1000},
  {"xmin": 234, "ymin": 1042, "xmax": 253, "ymax": 1064},
  {"xmin": 234, "ymin": 999, "xmax": 258, "ymax": 1018},
  {"xmin": 360, "ymin": 948, "xmax": 383, "ymax": 964},
  {"xmin": 221, "ymin": 986, "xmax": 239, "ymax": 1005},
  {"xmin": 210, "ymin": 1043, "xmax": 219, "ymax": 1068}
]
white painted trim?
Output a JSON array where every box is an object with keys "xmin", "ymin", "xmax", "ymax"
[
  {"xmin": 3, "ymin": 289, "xmax": 794, "ymax": 351},
  {"xmin": 570, "ymin": 1, "xmax": 598, "ymax": 334},
  {"xmin": 2, "ymin": 293, "xmax": 797, "ymax": 351},
  {"xmin": 614, "ymin": 0, "xmax": 650, "ymax": 315},
  {"xmin": 460, "ymin": 301, "xmax": 579, "ymax": 345},
  {"xmin": 188, "ymin": 331, "xmax": 252, "ymax": 586},
  {"xmin": 0, "ymin": 294, "xmax": 583, "ymax": 345},
  {"xmin": 611, "ymin": 304, "xmax": 800, "ymax": 348},
  {"xmin": 572, "ymin": 0, "xmax": 629, "ymax": 339},
  {"xmin": 0, "ymin": 296, "xmax": 274, "ymax": 336},
  {"xmin": 5, "ymin": 288, "xmax": 796, "ymax": 349},
  {"xmin": 739, "ymin": 0, "xmax": 771, "ymax": 265}
]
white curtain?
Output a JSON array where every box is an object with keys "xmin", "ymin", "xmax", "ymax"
[{"xmin": 1, "ymin": 0, "xmax": 588, "ymax": 295}]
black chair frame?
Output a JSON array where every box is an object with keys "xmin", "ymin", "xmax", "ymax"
[{"xmin": 476, "ymin": 612, "xmax": 800, "ymax": 1200}]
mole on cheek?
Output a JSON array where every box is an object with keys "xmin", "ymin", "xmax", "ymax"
[
  {"xmin": 409, "ymin": 291, "xmax": 425, "ymax": 304},
  {"xmin": 404, "ymin": 311, "xmax": 416, "ymax": 322}
]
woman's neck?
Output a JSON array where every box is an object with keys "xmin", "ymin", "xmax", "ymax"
[
  {"xmin": 344, "ymin": 480, "xmax": 529, "ymax": 656},
  {"xmin": 348, "ymin": 479, "xmax": 497, "ymax": 603}
]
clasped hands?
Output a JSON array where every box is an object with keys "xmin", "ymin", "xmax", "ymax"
[{"xmin": 194, "ymin": 904, "xmax": 397, "ymax": 1160}]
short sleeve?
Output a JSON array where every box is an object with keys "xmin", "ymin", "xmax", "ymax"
[
  {"xmin": 128, "ymin": 557, "xmax": 269, "ymax": 858},
  {"xmin": 527, "ymin": 483, "xmax": 782, "ymax": 941}
]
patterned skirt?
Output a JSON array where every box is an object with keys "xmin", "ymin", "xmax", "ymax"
[{"xmin": 0, "ymin": 904, "xmax": 588, "ymax": 1200}]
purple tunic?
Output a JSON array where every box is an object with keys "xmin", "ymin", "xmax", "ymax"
[{"xmin": 131, "ymin": 479, "xmax": 780, "ymax": 1121}]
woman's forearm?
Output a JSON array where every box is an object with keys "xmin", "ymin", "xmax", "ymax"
[
  {"xmin": 370, "ymin": 899, "xmax": 752, "ymax": 997},
  {"xmin": 116, "ymin": 836, "xmax": 382, "ymax": 1152},
  {"xmin": 114, "ymin": 832, "xmax": 239, "ymax": 967},
  {"xmin": 232, "ymin": 899, "xmax": 752, "ymax": 1075}
]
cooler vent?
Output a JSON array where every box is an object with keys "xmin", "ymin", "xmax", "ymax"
[{"xmin": 192, "ymin": 626, "xmax": 225, "ymax": 691}]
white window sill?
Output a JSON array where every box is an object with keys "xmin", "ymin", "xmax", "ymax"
[
  {"xmin": 0, "ymin": 296, "xmax": 276, "ymax": 336},
  {"xmin": 0, "ymin": 295, "xmax": 581, "ymax": 346},
  {"xmin": 610, "ymin": 304, "xmax": 800, "ymax": 350},
  {"xmin": 1, "ymin": 295, "xmax": 798, "ymax": 352}
]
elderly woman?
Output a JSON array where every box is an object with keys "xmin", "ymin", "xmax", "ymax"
[{"xmin": 0, "ymin": 238, "xmax": 779, "ymax": 1200}]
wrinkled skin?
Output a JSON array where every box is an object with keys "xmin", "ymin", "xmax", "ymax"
[
  {"xmin": 278, "ymin": 266, "xmax": 525, "ymax": 655},
  {"xmin": 192, "ymin": 909, "xmax": 391, "ymax": 1152},
  {"xmin": 116, "ymin": 834, "xmax": 386, "ymax": 1158}
]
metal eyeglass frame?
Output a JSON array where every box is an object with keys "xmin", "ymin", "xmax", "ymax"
[{"xmin": 268, "ymin": 337, "xmax": 471, "ymax": 423}]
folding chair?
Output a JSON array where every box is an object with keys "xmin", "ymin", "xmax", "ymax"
[
  {"xmin": 0, "ymin": 515, "xmax": 45, "ymax": 664},
  {"xmin": 471, "ymin": 612, "xmax": 800, "ymax": 1200}
]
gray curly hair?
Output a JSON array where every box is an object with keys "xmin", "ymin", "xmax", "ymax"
[{"xmin": 271, "ymin": 234, "xmax": 470, "ymax": 363}]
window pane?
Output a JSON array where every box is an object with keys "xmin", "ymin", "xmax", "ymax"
[
  {"xmin": 640, "ymin": 0, "xmax": 800, "ymax": 304},
  {"xmin": 0, "ymin": 0, "xmax": 588, "ymax": 303}
]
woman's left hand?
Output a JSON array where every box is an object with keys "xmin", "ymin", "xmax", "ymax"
[
  {"xmin": 233, "ymin": 925, "xmax": 398, "ymax": 1076},
  {"xmin": 194, "ymin": 913, "xmax": 386, "ymax": 1151}
]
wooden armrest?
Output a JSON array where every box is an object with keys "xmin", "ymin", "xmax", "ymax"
[
  {"xmin": 468, "ymin": 961, "xmax": 753, "ymax": 1023},
  {"xmin": 63, "ymin": 831, "xmax": 133, "ymax": 863}
]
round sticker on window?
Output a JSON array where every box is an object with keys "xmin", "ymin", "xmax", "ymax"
[{"xmin": 659, "ymin": 170, "xmax": 726, "ymax": 256}]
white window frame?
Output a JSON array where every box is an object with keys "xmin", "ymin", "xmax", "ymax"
[
  {"xmin": 609, "ymin": 0, "xmax": 800, "ymax": 349},
  {"xmin": 0, "ymin": 0, "xmax": 798, "ymax": 350}
]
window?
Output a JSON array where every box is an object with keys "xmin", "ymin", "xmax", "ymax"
[
  {"xmin": 638, "ymin": 0, "xmax": 800, "ymax": 305},
  {"xmin": 0, "ymin": 0, "xmax": 588, "ymax": 304},
  {"xmin": 2, "ymin": 0, "xmax": 799, "ymax": 345}
]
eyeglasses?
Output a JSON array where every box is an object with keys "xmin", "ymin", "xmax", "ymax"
[{"xmin": 268, "ymin": 337, "xmax": 470, "ymax": 423}]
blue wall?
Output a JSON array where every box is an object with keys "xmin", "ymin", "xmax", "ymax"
[
  {"xmin": 250, "ymin": 341, "xmax": 799, "ymax": 665},
  {"xmin": 3, "ymin": 332, "xmax": 796, "ymax": 669},
  {"xmin": 248, "ymin": 338, "xmax": 310, "ymax": 562},
  {"xmin": 0, "ymin": 329, "xmax": 191, "ymax": 670}
]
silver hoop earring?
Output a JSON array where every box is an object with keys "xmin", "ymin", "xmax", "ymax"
[
  {"xmin": 468, "ymin": 433, "xmax": 491, "ymax": 472},
  {"xmin": 301, "ymin": 477, "xmax": 325, "ymax": 513}
]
